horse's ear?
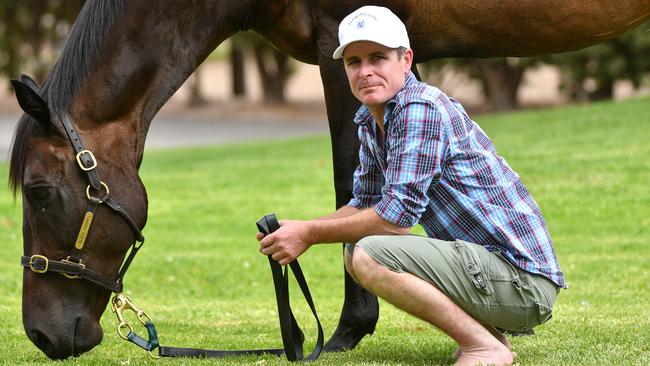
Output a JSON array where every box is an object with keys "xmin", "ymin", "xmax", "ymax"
[
  {"xmin": 11, "ymin": 79, "xmax": 51, "ymax": 125},
  {"xmin": 19, "ymin": 74, "xmax": 41, "ymax": 92}
]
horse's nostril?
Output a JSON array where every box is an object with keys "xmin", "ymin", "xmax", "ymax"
[
  {"xmin": 73, "ymin": 317, "xmax": 103, "ymax": 357},
  {"xmin": 26, "ymin": 317, "xmax": 102, "ymax": 359},
  {"xmin": 29, "ymin": 327, "xmax": 75, "ymax": 360},
  {"xmin": 31, "ymin": 328, "xmax": 48, "ymax": 349},
  {"xmin": 30, "ymin": 328, "xmax": 62, "ymax": 359}
]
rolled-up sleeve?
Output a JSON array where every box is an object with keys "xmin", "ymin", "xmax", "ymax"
[
  {"xmin": 374, "ymin": 101, "xmax": 447, "ymax": 227},
  {"xmin": 348, "ymin": 130, "xmax": 384, "ymax": 209}
]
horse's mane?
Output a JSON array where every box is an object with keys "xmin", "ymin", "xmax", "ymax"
[{"xmin": 9, "ymin": 0, "xmax": 126, "ymax": 196}]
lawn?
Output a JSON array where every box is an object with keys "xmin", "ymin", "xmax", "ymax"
[{"xmin": 1, "ymin": 96, "xmax": 649, "ymax": 365}]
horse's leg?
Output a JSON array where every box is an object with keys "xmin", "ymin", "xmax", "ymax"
[{"xmin": 316, "ymin": 51, "xmax": 379, "ymax": 353}]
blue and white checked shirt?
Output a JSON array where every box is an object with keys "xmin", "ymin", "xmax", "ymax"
[{"xmin": 348, "ymin": 72, "xmax": 566, "ymax": 288}]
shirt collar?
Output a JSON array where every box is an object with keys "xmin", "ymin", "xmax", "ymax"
[{"xmin": 353, "ymin": 71, "xmax": 418, "ymax": 126}]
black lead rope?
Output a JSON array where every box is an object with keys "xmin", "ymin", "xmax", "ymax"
[{"xmin": 141, "ymin": 214, "xmax": 323, "ymax": 361}]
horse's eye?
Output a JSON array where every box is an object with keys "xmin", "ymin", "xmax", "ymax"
[
  {"xmin": 25, "ymin": 185, "xmax": 54, "ymax": 206},
  {"xmin": 32, "ymin": 187, "xmax": 51, "ymax": 201}
]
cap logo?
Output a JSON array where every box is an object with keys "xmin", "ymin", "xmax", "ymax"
[{"xmin": 356, "ymin": 20, "xmax": 365, "ymax": 29}]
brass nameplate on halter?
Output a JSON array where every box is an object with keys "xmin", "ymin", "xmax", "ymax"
[{"xmin": 75, "ymin": 212, "xmax": 94, "ymax": 250}]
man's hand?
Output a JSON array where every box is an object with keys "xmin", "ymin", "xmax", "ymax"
[
  {"xmin": 257, "ymin": 220, "xmax": 312, "ymax": 265},
  {"xmin": 256, "ymin": 208, "xmax": 410, "ymax": 265}
]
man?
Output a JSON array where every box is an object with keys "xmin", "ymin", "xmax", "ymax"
[{"xmin": 258, "ymin": 5, "xmax": 565, "ymax": 366}]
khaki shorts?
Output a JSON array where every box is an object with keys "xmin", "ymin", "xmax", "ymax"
[{"xmin": 347, "ymin": 235, "xmax": 559, "ymax": 332}]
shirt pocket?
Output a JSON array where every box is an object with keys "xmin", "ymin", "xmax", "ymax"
[{"xmin": 455, "ymin": 240, "xmax": 493, "ymax": 295}]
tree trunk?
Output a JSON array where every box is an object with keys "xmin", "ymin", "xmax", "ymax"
[
  {"xmin": 230, "ymin": 40, "xmax": 246, "ymax": 97},
  {"xmin": 589, "ymin": 75, "xmax": 615, "ymax": 101},
  {"xmin": 253, "ymin": 44, "xmax": 289, "ymax": 104},
  {"xmin": 29, "ymin": 1, "xmax": 48, "ymax": 81},
  {"xmin": 473, "ymin": 58, "xmax": 524, "ymax": 112},
  {"xmin": 187, "ymin": 67, "xmax": 206, "ymax": 106},
  {"xmin": 3, "ymin": 3, "xmax": 19, "ymax": 86}
]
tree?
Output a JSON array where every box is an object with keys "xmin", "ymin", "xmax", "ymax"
[
  {"xmin": 419, "ymin": 21, "xmax": 650, "ymax": 110},
  {"xmin": 468, "ymin": 58, "xmax": 539, "ymax": 111},
  {"xmin": 231, "ymin": 31, "xmax": 294, "ymax": 104},
  {"xmin": 546, "ymin": 21, "xmax": 650, "ymax": 101},
  {"xmin": 0, "ymin": 0, "xmax": 84, "ymax": 85},
  {"xmin": 186, "ymin": 67, "xmax": 207, "ymax": 106},
  {"xmin": 420, "ymin": 57, "xmax": 539, "ymax": 112},
  {"xmin": 252, "ymin": 40, "xmax": 291, "ymax": 104},
  {"xmin": 230, "ymin": 37, "xmax": 246, "ymax": 97}
]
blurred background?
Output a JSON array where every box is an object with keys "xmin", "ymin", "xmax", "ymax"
[{"xmin": 1, "ymin": 1, "xmax": 649, "ymax": 117}]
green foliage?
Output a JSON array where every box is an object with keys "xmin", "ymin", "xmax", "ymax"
[
  {"xmin": 419, "ymin": 21, "xmax": 650, "ymax": 109},
  {"xmin": 544, "ymin": 22, "xmax": 650, "ymax": 100},
  {"xmin": 420, "ymin": 57, "xmax": 541, "ymax": 111},
  {"xmin": 0, "ymin": 0, "xmax": 84, "ymax": 84},
  {"xmin": 207, "ymin": 31, "xmax": 296, "ymax": 103},
  {"xmin": 1, "ymin": 97, "xmax": 650, "ymax": 364},
  {"xmin": 537, "ymin": 21, "xmax": 650, "ymax": 101}
]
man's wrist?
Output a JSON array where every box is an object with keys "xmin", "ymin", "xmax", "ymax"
[{"xmin": 304, "ymin": 220, "xmax": 319, "ymax": 246}]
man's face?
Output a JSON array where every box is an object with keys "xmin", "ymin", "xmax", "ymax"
[{"xmin": 343, "ymin": 41, "xmax": 413, "ymax": 110}]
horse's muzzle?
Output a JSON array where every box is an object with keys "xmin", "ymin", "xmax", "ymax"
[{"xmin": 24, "ymin": 313, "xmax": 103, "ymax": 359}]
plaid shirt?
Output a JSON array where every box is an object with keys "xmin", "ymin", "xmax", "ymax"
[{"xmin": 349, "ymin": 72, "xmax": 566, "ymax": 288}]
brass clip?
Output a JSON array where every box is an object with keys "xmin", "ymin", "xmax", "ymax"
[{"xmin": 111, "ymin": 294, "xmax": 153, "ymax": 340}]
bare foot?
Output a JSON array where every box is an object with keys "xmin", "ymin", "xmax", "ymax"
[
  {"xmin": 454, "ymin": 343, "xmax": 513, "ymax": 366},
  {"xmin": 453, "ymin": 329, "xmax": 513, "ymax": 359}
]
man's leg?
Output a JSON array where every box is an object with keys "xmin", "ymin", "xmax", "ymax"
[{"xmin": 350, "ymin": 246, "xmax": 513, "ymax": 366}]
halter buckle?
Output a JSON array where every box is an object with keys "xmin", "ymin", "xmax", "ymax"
[
  {"xmin": 76, "ymin": 150, "xmax": 97, "ymax": 171},
  {"xmin": 60, "ymin": 257, "xmax": 85, "ymax": 279},
  {"xmin": 28, "ymin": 255, "xmax": 49, "ymax": 273}
]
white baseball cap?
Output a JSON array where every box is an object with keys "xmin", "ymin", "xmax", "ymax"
[{"xmin": 332, "ymin": 6, "xmax": 410, "ymax": 60}]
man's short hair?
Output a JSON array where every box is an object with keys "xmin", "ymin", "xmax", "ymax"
[{"xmin": 396, "ymin": 46, "xmax": 407, "ymax": 59}]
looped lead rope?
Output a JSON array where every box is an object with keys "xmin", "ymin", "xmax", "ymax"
[{"xmin": 112, "ymin": 214, "xmax": 323, "ymax": 361}]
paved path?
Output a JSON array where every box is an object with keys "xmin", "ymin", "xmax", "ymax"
[{"xmin": 0, "ymin": 103, "xmax": 329, "ymax": 161}]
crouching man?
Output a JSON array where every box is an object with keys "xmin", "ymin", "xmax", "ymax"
[{"xmin": 258, "ymin": 6, "xmax": 565, "ymax": 366}]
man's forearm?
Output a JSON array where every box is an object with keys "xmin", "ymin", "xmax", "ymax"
[
  {"xmin": 316, "ymin": 205, "xmax": 360, "ymax": 220},
  {"xmin": 307, "ymin": 207, "xmax": 410, "ymax": 245}
]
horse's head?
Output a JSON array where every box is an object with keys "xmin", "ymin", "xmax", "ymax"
[{"xmin": 10, "ymin": 76, "xmax": 148, "ymax": 359}]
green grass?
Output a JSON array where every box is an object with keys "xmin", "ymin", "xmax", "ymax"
[{"xmin": 1, "ymin": 96, "xmax": 649, "ymax": 365}]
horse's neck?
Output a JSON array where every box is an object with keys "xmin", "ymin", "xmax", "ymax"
[{"xmin": 69, "ymin": 1, "xmax": 244, "ymax": 164}]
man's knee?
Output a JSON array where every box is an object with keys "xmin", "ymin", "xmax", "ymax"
[
  {"xmin": 350, "ymin": 245, "xmax": 382, "ymax": 286},
  {"xmin": 344, "ymin": 244, "xmax": 359, "ymax": 283}
]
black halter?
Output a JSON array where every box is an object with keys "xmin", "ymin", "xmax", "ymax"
[{"xmin": 20, "ymin": 111, "xmax": 145, "ymax": 293}]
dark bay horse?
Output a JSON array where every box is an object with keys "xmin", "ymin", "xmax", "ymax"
[{"xmin": 10, "ymin": 0, "xmax": 650, "ymax": 359}]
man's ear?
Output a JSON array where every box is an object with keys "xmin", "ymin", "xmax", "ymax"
[
  {"xmin": 11, "ymin": 79, "xmax": 51, "ymax": 126},
  {"xmin": 402, "ymin": 48, "xmax": 414, "ymax": 75}
]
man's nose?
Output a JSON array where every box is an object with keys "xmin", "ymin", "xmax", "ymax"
[{"xmin": 359, "ymin": 60, "xmax": 373, "ymax": 77}]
